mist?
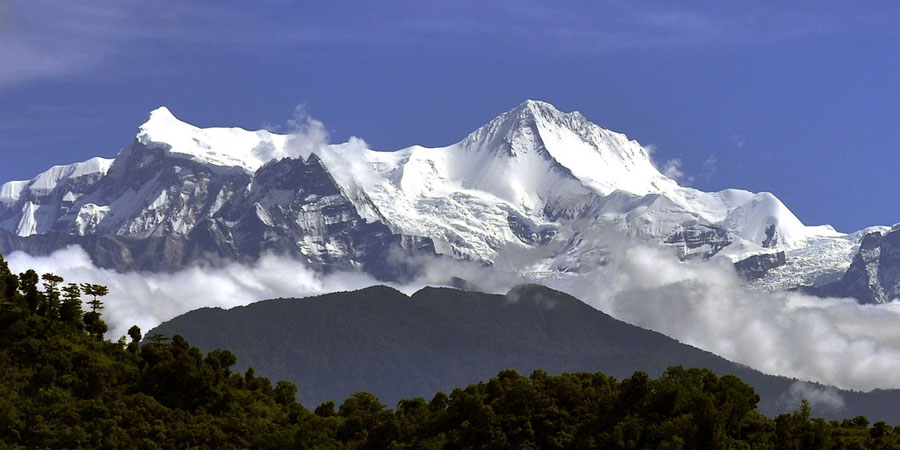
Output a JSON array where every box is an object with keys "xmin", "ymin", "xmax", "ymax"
[
  {"xmin": 5, "ymin": 246, "xmax": 393, "ymax": 340},
  {"xmin": 545, "ymin": 243, "xmax": 900, "ymax": 393},
  {"xmin": 779, "ymin": 381, "xmax": 846, "ymax": 413},
  {"xmin": 8, "ymin": 239, "xmax": 900, "ymax": 395}
]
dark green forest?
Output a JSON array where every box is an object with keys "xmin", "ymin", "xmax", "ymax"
[
  {"xmin": 152, "ymin": 285, "xmax": 900, "ymax": 422},
  {"xmin": 2, "ymin": 254, "xmax": 900, "ymax": 449}
]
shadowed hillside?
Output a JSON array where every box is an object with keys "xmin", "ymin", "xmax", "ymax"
[{"xmin": 151, "ymin": 284, "xmax": 900, "ymax": 422}]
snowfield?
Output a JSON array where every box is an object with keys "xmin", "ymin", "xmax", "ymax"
[{"xmin": 0, "ymin": 100, "xmax": 856, "ymax": 285}]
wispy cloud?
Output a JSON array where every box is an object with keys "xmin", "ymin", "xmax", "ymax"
[
  {"xmin": 779, "ymin": 381, "xmax": 846, "ymax": 414},
  {"xmin": 699, "ymin": 154, "xmax": 717, "ymax": 182},
  {"xmin": 403, "ymin": 2, "xmax": 871, "ymax": 53},
  {"xmin": 662, "ymin": 158, "xmax": 692, "ymax": 185},
  {"xmin": 2, "ymin": 1, "xmax": 895, "ymax": 89},
  {"xmin": 647, "ymin": 144, "xmax": 694, "ymax": 185},
  {"xmin": 0, "ymin": 0, "xmax": 124, "ymax": 87}
]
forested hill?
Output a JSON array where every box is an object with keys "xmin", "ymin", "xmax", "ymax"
[
  {"xmin": 150, "ymin": 284, "xmax": 900, "ymax": 422},
  {"xmin": 4, "ymin": 254, "xmax": 900, "ymax": 448}
]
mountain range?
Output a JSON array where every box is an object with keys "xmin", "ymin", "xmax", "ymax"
[{"xmin": 0, "ymin": 100, "xmax": 894, "ymax": 302}]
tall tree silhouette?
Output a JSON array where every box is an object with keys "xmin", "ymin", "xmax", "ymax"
[
  {"xmin": 39, "ymin": 273, "xmax": 64, "ymax": 317},
  {"xmin": 127, "ymin": 325, "xmax": 142, "ymax": 352},
  {"xmin": 81, "ymin": 283, "xmax": 109, "ymax": 339},
  {"xmin": 19, "ymin": 270, "xmax": 41, "ymax": 313},
  {"xmin": 81, "ymin": 283, "xmax": 109, "ymax": 313},
  {"xmin": 0, "ymin": 254, "xmax": 14, "ymax": 302},
  {"xmin": 59, "ymin": 283, "xmax": 84, "ymax": 326}
]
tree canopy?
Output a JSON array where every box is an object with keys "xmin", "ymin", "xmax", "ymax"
[{"xmin": 1, "ymin": 254, "xmax": 898, "ymax": 448}]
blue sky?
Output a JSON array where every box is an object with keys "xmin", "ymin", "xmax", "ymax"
[{"xmin": 1, "ymin": 0, "xmax": 898, "ymax": 232}]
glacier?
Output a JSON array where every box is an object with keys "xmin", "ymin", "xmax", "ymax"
[{"xmin": 0, "ymin": 100, "xmax": 872, "ymax": 296}]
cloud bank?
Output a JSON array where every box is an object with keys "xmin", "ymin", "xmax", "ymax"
[
  {"xmin": 8, "ymin": 239, "xmax": 900, "ymax": 397},
  {"xmin": 545, "ymin": 244, "xmax": 900, "ymax": 393},
  {"xmin": 5, "ymin": 246, "xmax": 390, "ymax": 340}
]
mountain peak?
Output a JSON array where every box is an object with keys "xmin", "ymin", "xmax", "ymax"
[
  {"xmin": 515, "ymin": 99, "xmax": 562, "ymax": 114},
  {"xmin": 135, "ymin": 106, "xmax": 291, "ymax": 172},
  {"xmin": 148, "ymin": 105, "xmax": 178, "ymax": 121},
  {"xmin": 458, "ymin": 100, "xmax": 674, "ymax": 197},
  {"xmin": 505, "ymin": 99, "xmax": 578, "ymax": 127},
  {"xmin": 140, "ymin": 106, "xmax": 191, "ymax": 136},
  {"xmin": 460, "ymin": 100, "xmax": 573, "ymax": 156},
  {"xmin": 138, "ymin": 106, "xmax": 195, "ymax": 145}
]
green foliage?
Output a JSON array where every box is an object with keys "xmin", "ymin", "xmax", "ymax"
[
  {"xmin": 59, "ymin": 283, "xmax": 83, "ymax": 326},
  {"xmin": 38, "ymin": 273, "xmax": 64, "ymax": 317},
  {"xmin": 81, "ymin": 283, "xmax": 107, "ymax": 313},
  {"xmin": 0, "ymin": 254, "xmax": 17, "ymax": 302},
  {"xmin": 127, "ymin": 325, "xmax": 142, "ymax": 352},
  {"xmin": 18, "ymin": 269, "xmax": 40, "ymax": 313},
  {"xmin": 2, "ymin": 256, "xmax": 900, "ymax": 448}
]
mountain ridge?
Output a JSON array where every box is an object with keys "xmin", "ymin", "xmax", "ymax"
[
  {"xmin": 148, "ymin": 283, "xmax": 900, "ymax": 422},
  {"xmin": 0, "ymin": 100, "xmax": 880, "ymax": 300}
]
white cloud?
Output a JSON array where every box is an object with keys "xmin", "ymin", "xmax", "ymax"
[
  {"xmin": 700, "ymin": 154, "xmax": 717, "ymax": 181},
  {"xmin": 662, "ymin": 158, "xmax": 693, "ymax": 184},
  {"xmin": 284, "ymin": 105, "xmax": 330, "ymax": 160},
  {"xmin": 250, "ymin": 104, "xmax": 332, "ymax": 163},
  {"xmin": 779, "ymin": 381, "xmax": 845, "ymax": 414},
  {"xmin": 6, "ymin": 246, "xmax": 384, "ymax": 339},
  {"xmin": 546, "ymin": 243, "xmax": 900, "ymax": 392},
  {"xmin": 647, "ymin": 145, "xmax": 694, "ymax": 185},
  {"xmin": 10, "ymin": 232, "xmax": 900, "ymax": 395}
]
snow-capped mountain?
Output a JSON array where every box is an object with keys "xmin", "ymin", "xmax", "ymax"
[
  {"xmin": 0, "ymin": 157, "xmax": 113, "ymax": 237},
  {"xmin": 0, "ymin": 108, "xmax": 433, "ymax": 276},
  {"xmin": 312, "ymin": 101, "xmax": 842, "ymax": 268},
  {"xmin": 0, "ymin": 100, "xmax": 862, "ymax": 293}
]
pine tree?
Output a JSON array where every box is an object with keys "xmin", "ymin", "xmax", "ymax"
[
  {"xmin": 19, "ymin": 270, "xmax": 41, "ymax": 313},
  {"xmin": 0, "ymin": 255, "xmax": 14, "ymax": 317},
  {"xmin": 80, "ymin": 283, "xmax": 109, "ymax": 340},
  {"xmin": 0, "ymin": 261, "xmax": 18, "ymax": 305},
  {"xmin": 81, "ymin": 283, "xmax": 109, "ymax": 313},
  {"xmin": 0, "ymin": 254, "xmax": 10, "ymax": 302},
  {"xmin": 59, "ymin": 283, "xmax": 84, "ymax": 326},
  {"xmin": 39, "ymin": 273, "xmax": 64, "ymax": 317}
]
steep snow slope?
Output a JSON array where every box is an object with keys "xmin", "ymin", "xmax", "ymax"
[
  {"xmin": 311, "ymin": 101, "xmax": 841, "ymax": 265},
  {"xmin": 0, "ymin": 157, "xmax": 113, "ymax": 237},
  {"xmin": 0, "ymin": 100, "xmax": 849, "ymax": 282},
  {"xmin": 137, "ymin": 106, "xmax": 291, "ymax": 172}
]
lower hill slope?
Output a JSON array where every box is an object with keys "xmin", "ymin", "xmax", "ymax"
[{"xmin": 150, "ymin": 284, "xmax": 900, "ymax": 422}]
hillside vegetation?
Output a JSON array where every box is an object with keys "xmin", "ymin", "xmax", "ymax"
[
  {"xmin": 2, "ymin": 254, "xmax": 899, "ymax": 448},
  {"xmin": 152, "ymin": 285, "xmax": 900, "ymax": 422}
]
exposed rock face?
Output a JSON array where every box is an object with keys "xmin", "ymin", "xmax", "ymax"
[
  {"xmin": 506, "ymin": 212, "xmax": 557, "ymax": 246},
  {"xmin": 839, "ymin": 231, "xmax": 886, "ymax": 303},
  {"xmin": 0, "ymin": 141, "xmax": 434, "ymax": 278},
  {"xmin": 761, "ymin": 224, "xmax": 779, "ymax": 249},
  {"xmin": 665, "ymin": 224, "xmax": 732, "ymax": 260},
  {"xmin": 879, "ymin": 228, "xmax": 900, "ymax": 301},
  {"xmin": 735, "ymin": 251, "xmax": 787, "ymax": 280},
  {"xmin": 0, "ymin": 101, "xmax": 847, "ymax": 285},
  {"xmin": 806, "ymin": 227, "xmax": 900, "ymax": 304}
]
